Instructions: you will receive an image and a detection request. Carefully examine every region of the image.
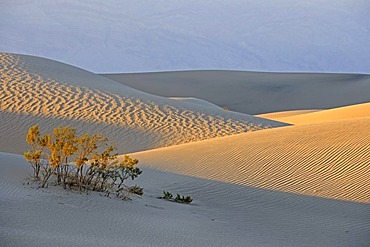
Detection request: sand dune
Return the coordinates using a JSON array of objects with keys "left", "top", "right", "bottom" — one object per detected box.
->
[
  {"left": 257, "top": 109, "right": 321, "bottom": 119},
  {"left": 102, "top": 71, "right": 370, "bottom": 114},
  {"left": 1, "top": 152, "right": 369, "bottom": 247},
  {"left": 132, "top": 117, "right": 370, "bottom": 204},
  {"left": 0, "top": 53, "right": 284, "bottom": 155},
  {"left": 2, "top": 52, "right": 370, "bottom": 246},
  {"left": 169, "top": 97, "right": 222, "bottom": 109},
  {"left": 263, "top": 102, "right": 370, "bottom": 125}
]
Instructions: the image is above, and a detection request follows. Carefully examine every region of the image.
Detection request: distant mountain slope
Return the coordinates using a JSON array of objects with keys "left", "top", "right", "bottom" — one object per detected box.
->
[
  {"left": 103, "top": 71, "right": 370, "bottom": 114},
  {"left": 1, "top": 0, "right": 370, "bottom": 73},
  {"left": 0, "top": 53, "right": 284, "bottom": 154}
]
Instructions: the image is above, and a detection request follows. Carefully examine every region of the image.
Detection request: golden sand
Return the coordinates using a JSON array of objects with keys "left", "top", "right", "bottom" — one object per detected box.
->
[{"left": 132, "top": 116, "right": 370, "bottom": 203}]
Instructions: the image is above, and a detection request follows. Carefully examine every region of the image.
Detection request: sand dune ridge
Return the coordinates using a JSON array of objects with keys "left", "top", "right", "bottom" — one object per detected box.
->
[
  {"left": 0, "top": 53, "right": 284, "bottom": 154},
  {"left": 264, "top": 102, "right": 370, "bottom": 125},
  {"left": 132, "top": 117, "right": 370, "bottom": 203}
]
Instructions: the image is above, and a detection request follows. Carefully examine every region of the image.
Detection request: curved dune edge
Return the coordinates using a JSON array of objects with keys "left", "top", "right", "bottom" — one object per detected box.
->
[
  {"left": 168, "top": 97, "right": 222, "bottom": 109},
  {"left": 1, "top": 152, "right": 370, "bottom": 247},
  {"left": 266, "top": 103, "right": 370, "bottom": 125},
  {"left": 102, "top": 71, "right": 370, "bottom": 115},
  {"left": 131, "top": 117, "right": 370, "bottom": 203},
  {"left": 0, "top": 53, "right": 285, "bottom": 154},
  {"left": 257, "top": 109, "right": 321, "bottom": 120}
]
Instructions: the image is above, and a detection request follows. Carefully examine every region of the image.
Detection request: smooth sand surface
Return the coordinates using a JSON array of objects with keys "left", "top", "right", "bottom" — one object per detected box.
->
[
  {"left": 257, "top": 109, "right": 321, "bottom": 119},
  {"left": 262, "top": 102, "right": 370, "bottom": 125},
  {"left": 0, "top": 53, "right": 284, "bottom": 155},
  {"left": 102, "top": 71, "right": 370, "bottom": 114},
  {"left": 1, "top": 152, "right": 369, "bottom": 247},
  {"left": 169, "top": 97, "right": 222, "bottom": 109},
  {"left": 132, "top": 115, "right": 370, "bottom": 204}
]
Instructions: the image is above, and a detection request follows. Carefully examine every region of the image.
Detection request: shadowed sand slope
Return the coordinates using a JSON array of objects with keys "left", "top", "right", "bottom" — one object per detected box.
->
[
  {"left": 0, "top": 53, "right": 285, "bottom": 154},
  {"left": 168, "top": 97, "right": 222, "bottom": 109},
  {"left": 263, "top": 102, "right": 370, "bottom": 125},
  {"left": 1, "top": 152, "right": 370, "bottom": 247},
  {"left": 132, "top": 117, "right": 370, "bottom": 203},
  {"left": 102, "top": 71, "right": 370, "bottom": 114}
]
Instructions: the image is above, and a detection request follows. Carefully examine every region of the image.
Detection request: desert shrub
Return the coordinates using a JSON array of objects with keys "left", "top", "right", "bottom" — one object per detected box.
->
[
  {"left": 24, "top": 125, "right": 142, "bottom": 199},
  {"left": 160, "top": 191, "right": 192, "bottom": 204},
  {"left": 128, "top": 185, "right": 144, "bottom": 196},
  {"left": 46, "top": 126, "right": 78, "bottom": 188},
  {"left": 24, "top": 125, "right": 50, "bottom": 180},
  {"left": 175, "top": 194, "right": 193, "bottom": 204},
  {"left": 162, "top": 191, "right": 173, "bottom": 200}
]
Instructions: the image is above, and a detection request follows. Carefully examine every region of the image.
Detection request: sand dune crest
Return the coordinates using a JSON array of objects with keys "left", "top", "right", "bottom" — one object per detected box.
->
[
  {"left": 132, "top": 117, "right": 370, "bottom": 203},
  {"left": 257, "top": 109, "right": 321, "bottom": 120},
  {"left": 270, "top": 102, "right": 370, "bottom": 125},
  {"left": 0, "top": 53, "right": 285, "bottom": 154}
]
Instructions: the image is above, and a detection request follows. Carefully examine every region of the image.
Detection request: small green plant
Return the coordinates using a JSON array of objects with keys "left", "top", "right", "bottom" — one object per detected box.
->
[
  {"left": 162, "top": 191, "right": 173, "bottom": 200},
  {"left": 175, "top": 194, "right": 193, "bottom": 204},
  {"left": 160, "top": 191, "right": 192, "bottom": 204},
  {"left": 128, "top": 185, "right": 144, "bottom": 196}
]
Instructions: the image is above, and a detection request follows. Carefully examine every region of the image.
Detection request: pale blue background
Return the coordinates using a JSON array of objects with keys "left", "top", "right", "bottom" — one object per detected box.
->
[{"left": 1, "top": 0, "right": 369, "bottom": 73}]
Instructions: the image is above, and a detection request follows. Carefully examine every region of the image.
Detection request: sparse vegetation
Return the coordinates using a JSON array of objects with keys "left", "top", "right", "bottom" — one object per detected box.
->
[
  {"left": 128, "top": 185, "right": 144, "bottom": 196},
  {"left": 24, "top": 125, "right": 142, "bottom": 199},
  {"left": 160, "top": 191, "right": 192, "bottom": 204},
  {"left": 162, "top": 191, "right": 173, "bottom": 200},
  {"left": 175, "top": 194, "right": 193, "bottom": 204}
]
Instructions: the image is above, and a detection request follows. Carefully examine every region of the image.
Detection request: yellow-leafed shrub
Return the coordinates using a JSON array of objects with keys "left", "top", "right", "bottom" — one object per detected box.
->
[{"left": 24, "top": 125, "right": 142, "bottom": 199}]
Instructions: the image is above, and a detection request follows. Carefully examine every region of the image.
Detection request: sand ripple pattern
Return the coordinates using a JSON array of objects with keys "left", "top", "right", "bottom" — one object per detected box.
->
[
  {"left": 133, "top": 118, "right": 370, "bottom": 203},
  {"left": 2, "top": 153, "right": 369, "bottom": 247},
  {"left": 0, "top": 53, "right": 282, "bottom": 153}
]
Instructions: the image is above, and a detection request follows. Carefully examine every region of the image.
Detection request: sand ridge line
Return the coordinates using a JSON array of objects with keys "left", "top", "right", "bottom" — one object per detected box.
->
[
  {"left": 261, "top": 103, "right": 370, "bottom": 125},
  {"left": 0, "top": 53, "right": 285, "bottom": 153},
  {"left": 132, "top": 117, "right": 370, "bottom": 203},
  {"left": 103, "top": 71, "right": 370, "bottom": 115},
  {"left": 257, "top": 109, "right": 321, "bottom": 120}
]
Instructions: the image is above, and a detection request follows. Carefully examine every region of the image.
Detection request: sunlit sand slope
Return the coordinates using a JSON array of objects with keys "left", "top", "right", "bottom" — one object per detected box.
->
[
  {"left": 257, "top": 109, "right": 321, "bottom": 120},
  {"left": 132, "top": 117, "right": 370, "bottom": 203},
  {"left": 0, "top": 53, "right": 285, "bottom": 154},
  {"left": 267, "top": 102, "right": 370, "bottom": 125}
]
